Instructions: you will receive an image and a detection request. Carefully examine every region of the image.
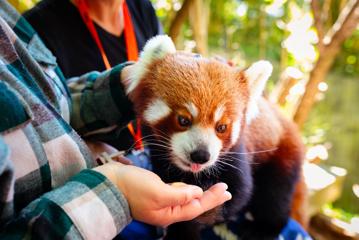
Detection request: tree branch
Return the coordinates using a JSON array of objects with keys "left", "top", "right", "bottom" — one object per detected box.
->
[
  {"left": 188, "top": 0, "right": 210, "bottom": 55},
  {"left": 294, "top": 0, "right": 359, "bottom": 128},
  {"left": 323, "top": 0, "right": 359, "bottom": 48},
  {"left": 311, "top": 0, "right": 325, "bottom": 52},
  {"left": 322, "top": 0, "right": 332, "bottom": 26},
  {"left": 168, "top": 0, "right": 195, "bottom": 44}
]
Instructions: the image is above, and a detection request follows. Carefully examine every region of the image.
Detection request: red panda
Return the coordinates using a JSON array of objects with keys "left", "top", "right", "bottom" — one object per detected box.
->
[{"left": 124, "top": 35, "right": 305, "bottom": 240}]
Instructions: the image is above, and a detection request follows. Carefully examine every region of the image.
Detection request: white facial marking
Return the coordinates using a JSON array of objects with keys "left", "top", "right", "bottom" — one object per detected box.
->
[
  {"left": 143, "top": 99, "right": 171, "bottom": 124},
  {"left": 214, "top": 105, "right": 226, "bottom": 122},
  {"left": 171, "top": 125, "right": 222, "bottom": 172},
  {"left": 184, "top": 102, "right": 198, "bottom": 118},
  {"left": 231, "top": 120, "right": 241, "bottom": 144},
  {"left": 244, "top": 60, "right": 272, "bottom": 123},
  {"left": 126, "top": 35, "right": 176, "bottom": 94}
]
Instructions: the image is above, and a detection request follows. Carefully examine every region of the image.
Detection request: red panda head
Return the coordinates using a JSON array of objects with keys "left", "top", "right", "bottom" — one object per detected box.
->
[{"left": 124, "top": 35, "right": 272, "bottom": 173}]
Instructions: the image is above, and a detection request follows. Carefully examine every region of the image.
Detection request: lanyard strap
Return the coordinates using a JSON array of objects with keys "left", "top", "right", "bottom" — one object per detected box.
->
[
  {"left": 75, "top": 0, "right": 112, "bottom": 68},
  {"left": 75, "top": 0, "right": 143, "bottom": 151},
  {"left": 127, "top": 119, "right": 144, "bottom": 151},
  {"left": 122, "top": 1, "right": 138, "bottom": 61}
]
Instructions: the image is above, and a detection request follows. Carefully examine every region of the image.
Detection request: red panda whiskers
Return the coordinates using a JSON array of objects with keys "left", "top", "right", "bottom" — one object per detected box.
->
[
  {"left": 216, "top": 158, "right": 245, "bottom": 174},
  {"left": 218, "top": 154, "right": 260, "bottom": 165}
]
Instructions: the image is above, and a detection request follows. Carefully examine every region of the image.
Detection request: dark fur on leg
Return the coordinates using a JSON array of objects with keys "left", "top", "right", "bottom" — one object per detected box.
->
[
  {"left": 164, "top": 221, "right": 201, "bottom": 240},
  {"left": 235, "top": 131, "right": 303, "bottom": 239},
  {"left": 235, "top": 161, "right": 299, "bottom": 239},
  {"left": 220, "top": 143, "right": 253, "bottom": 221}
]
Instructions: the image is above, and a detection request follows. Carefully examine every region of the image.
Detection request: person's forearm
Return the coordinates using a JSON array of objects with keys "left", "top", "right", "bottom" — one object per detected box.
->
[
  {"left": 0, "top": 168, "right": 131, "bottom": 239},
  {"left": 68, "top": 63, "right": 135, "bottom": 136}
]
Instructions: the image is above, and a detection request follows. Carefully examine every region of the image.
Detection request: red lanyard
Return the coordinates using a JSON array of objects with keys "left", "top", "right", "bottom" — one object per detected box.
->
[{"left": 75, "top": 0, "right": 143, "bottom": 151}]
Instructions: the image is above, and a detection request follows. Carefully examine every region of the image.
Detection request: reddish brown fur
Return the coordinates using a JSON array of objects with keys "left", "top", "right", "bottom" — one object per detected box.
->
[
  {"left": 129, "top": 52, "right": 307, "bottom": 236},
  {"left": 291, "top": 174, "right": 309, "bottom": 228},
  {"left": 129, "top": 53, "right": 249, "bottom": 150},
  {"left": 244, "top": 98, "right": 304, "bottom": 170}
]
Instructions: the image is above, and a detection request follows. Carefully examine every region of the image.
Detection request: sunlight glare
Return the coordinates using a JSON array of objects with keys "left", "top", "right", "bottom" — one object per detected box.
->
[
  {"left": 318, "top": 82, "right": 329, "bottom": 92},
  {"left": 306, "top": 144, "right": 329, "bottom": 160},
  {"left": 236, "top": 3, "right": 248, "bottom": 17}
]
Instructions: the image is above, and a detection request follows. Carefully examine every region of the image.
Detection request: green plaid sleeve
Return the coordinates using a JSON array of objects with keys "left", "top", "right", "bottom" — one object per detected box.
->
[
  {"left": 0, "top": 145, "right": 132, "bottom": 240},
  {"left": 68, "top": 63, "right": 136, "bottom": 136},
  {"left": 0, "top": 136, "right": 131, "bottom": 239}
]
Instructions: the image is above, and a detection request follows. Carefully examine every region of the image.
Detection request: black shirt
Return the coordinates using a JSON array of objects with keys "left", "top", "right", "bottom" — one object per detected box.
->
[
  {"left": 24, "top": 0, "right": 161, "bottom": 150},
  {"left": 24, "top": 0, "right": 162, "bottom": 78}
]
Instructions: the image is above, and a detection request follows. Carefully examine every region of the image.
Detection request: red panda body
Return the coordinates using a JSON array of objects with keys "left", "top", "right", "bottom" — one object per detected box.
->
[{"left": 125, "top": 36, "right": 305, "bottom": 240}]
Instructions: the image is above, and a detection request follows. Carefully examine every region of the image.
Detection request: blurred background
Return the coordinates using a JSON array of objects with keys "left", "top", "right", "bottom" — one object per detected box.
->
[{"left": 10, "top": 0, "right": 359, "bottom": 238}]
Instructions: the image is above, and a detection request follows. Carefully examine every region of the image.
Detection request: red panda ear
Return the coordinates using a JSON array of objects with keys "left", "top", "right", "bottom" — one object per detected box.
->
[
  {"left": 125, "top": 35, "right": 176, "bottom": 94},
  {"left": 243, "top": 60, "right": 273, "bottom": 123}
]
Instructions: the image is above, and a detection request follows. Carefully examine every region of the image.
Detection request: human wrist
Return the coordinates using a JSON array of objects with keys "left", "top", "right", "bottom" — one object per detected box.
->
[{"left": 93, "top": 163, "right": 127, "bottom": 196}]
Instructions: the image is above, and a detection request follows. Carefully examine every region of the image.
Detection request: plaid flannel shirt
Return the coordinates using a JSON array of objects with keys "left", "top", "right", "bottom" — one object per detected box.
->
[{"left": 0, "top": 1, "right": 135, "bottom": 238}]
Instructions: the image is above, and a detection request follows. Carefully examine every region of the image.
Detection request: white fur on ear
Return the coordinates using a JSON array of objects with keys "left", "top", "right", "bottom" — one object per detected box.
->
[
  {"left": 244, "top": 60, "right": 273, "bottom": 124},
  {"left": 126, "top": 35, "right": 176, "bottom": 94}
]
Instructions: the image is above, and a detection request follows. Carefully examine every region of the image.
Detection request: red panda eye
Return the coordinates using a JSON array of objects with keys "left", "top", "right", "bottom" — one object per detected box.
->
[
  {"left": 216, "top": 124, "right": 227, "bottom": 133},
  {"left": 178, "top": 115, "right": 192, "bottom": 127}
]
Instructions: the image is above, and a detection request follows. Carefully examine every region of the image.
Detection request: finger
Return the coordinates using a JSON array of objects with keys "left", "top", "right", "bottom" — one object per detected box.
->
[
  {"left": 170, "top": 183, "right": 232, "bottom": 222},
  {"left": 170, "top": 182, "right": 187, "bottom": 188},
  {"left": 156, "top": 183, "right": 204, "bottom": 208},
  {"left": 198, "top": 183, "right": 232, "bottom": 212}
]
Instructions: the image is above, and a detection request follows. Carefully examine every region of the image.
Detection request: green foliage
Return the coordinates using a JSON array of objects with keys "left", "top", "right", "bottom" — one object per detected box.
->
[
  {"left": 322, "top": 203, "right": 358, "bottom": 223},
  {"left": 8, "top": 0, "right": 40, "bottom": 13},
  {"left": 152, "top": 0, "right": 357, "bottom": 76},
  {"left": 151, "top": 0, "right": 358, "bottom": 214},
  {"left": 305, "top": 73, "right": 359, "bottom": 214},
  {"left": 333, "top": 31, "right": 359, "bottom": 76}
]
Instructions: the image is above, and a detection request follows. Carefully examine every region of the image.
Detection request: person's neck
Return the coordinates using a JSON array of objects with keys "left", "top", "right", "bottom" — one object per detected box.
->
[{"left": 86, "top": 0, "right": 125, "bottom": 36}]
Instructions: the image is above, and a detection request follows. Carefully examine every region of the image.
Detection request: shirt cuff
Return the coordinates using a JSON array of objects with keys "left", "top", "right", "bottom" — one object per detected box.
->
[
  {"left": 109, "top": 62, "right": 136, "bottom": 126},
  {"left": 76, "top": 62, "right": 135, "bottom": 135},
  {"left": 44, "top": 169, "right": 132, "bottom": 239}
]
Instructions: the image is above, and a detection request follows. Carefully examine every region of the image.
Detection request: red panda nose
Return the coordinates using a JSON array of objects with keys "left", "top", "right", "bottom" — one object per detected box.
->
[{"left": 190, "top": 150, "right": 210, "bottom": 164}]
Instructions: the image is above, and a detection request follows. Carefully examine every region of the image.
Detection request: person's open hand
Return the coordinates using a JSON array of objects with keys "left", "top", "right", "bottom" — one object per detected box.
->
[{"left": 94, "top": 162, "right": 232, "bottom": 226}]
